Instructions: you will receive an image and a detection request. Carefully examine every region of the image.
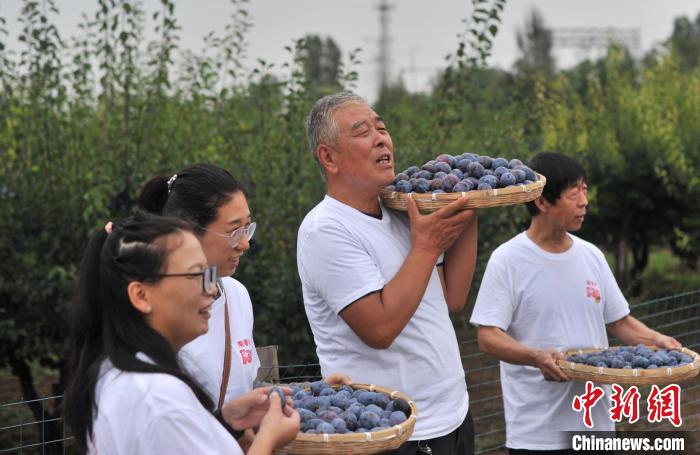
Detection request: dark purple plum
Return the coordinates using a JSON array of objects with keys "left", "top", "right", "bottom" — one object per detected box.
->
[
  {"left": 511, "top": 168, "right": 526, "bottom": 183},
  {"left": 405, "top": 165, "right": 420, "bottom": 177},
  {"left": 493, "top": 166, "right": 508, "bottom": 178},
  {"left": 449, "top": 169, "right": 464, "bottom": 180},
  {"left": 509, "top": 158, "right": 523, "bottom": 168},
  {"left": 269, "top": 386, "right": 286, "bottom": 410},
  {"left": 477, "top": 155, "right": 493, "bottom": 169},
  {"left": 415, "top": 170, "right": 433, "bottom": 180},
  {"left": 434, "top": 161, "right": 452, "bottom": 173},
  {"left": 457, "top": 159, "right": 471, "bottom": 173},
  {"left": 413, "top": 178, "right": 430, "bottom": 193},
  {"left": 453, "top": 181, "right": 473, "bottom": 192},
  {"left": 491, "top": 157, "right": 509, "bottom": 169},
  {"left": 395, "top": 180, "right": 413, "bottom": 193},
  {"left": 442, "top": 174, "right": 460, "bottom": 192},
  {"left": 435, "top": 154, "right": 451, "bottom": 164},
  {"left": 479, "top": 175, "right": 498, "bottom": 188},
  {"left": 316, "top": 422, "right": 335, "bottom": 434},
  {"left": 467, "top": 161, "right": 485, "bottom": 179},
  {"left": 520, "top": 166, "right": 537, "bottom": 181},
  {"left": 421, "top": 161, "right": 437, "bottom": 173},
  {"left": 498, "top": 172, "right": 516, "bottom": 187},
  {"left": 430, "top": 178, "right": 444, "bottom": 191}
]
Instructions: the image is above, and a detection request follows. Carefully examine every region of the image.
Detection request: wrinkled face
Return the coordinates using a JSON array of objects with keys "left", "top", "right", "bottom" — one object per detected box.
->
[
  {"left": 549, "top": 179, "right": 588, "bottom": 232},
  {"left": 146, "top": 231, "right": 215, "bottom": 350},
  {"left": 199, "top": 191, "right": 252, "bottom": 277},
  {"left": 328, "top": 102, "right": 395, "bottom": 189}
]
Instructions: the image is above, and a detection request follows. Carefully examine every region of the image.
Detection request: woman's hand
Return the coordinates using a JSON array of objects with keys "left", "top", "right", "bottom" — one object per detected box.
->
[
  {"left": 249, "top": 393, "right": 300, "bottom": 453},
  {"left": 221, "top": 386, "right": 292, "bottom": 431}
]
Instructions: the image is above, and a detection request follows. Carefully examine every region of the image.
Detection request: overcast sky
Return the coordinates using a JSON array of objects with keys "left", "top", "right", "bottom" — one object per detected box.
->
[{"left": 1, "top": 0, "right": 699, "bottom": 101}]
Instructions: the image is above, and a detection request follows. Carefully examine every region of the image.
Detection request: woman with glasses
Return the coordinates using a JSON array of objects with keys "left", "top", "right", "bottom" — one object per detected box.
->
[
  {"left": 64, "top": 212, "right": 299, "bottom": 454},
  {"left": 138, "top": 164, "right": 264, "bottom": 447}
]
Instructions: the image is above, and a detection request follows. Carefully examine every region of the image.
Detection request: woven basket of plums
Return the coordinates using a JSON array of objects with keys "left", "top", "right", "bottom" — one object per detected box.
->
[
  {"left": 275, "top": 381, "right": 417, "bottom": 454},
  {"left": 380, "top": 153, "right": 546, "bottom": 214},
  {"left": 557, "top": 345, "right": 699, "bottom": 385}
]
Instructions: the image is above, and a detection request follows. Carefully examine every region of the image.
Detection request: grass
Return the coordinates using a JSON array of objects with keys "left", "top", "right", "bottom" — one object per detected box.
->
[{"left": 633, "top": 249, "right": 700, "bottom": 303}]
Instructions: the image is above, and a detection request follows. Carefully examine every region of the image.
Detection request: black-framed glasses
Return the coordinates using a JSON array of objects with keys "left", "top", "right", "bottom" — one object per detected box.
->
[
  {"left": 202, "top": 222, "right": 256, "bottom": 249},
  {"left": 155, "top": 265, "right": 218, "bottom": 295}
]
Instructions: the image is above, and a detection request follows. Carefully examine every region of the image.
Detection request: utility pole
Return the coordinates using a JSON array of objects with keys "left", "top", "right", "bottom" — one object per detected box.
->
[{"left": 376, "top": 0, "right": 393, "bottom": 93}]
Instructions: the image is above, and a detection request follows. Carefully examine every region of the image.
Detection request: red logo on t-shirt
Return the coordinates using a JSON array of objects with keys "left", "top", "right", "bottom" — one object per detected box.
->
[
  {"left": 237, "top": 338, "right": 253, "bottom": 365},
  {"left": 586, "top": 280, "right": 601, "bottom": 304}
]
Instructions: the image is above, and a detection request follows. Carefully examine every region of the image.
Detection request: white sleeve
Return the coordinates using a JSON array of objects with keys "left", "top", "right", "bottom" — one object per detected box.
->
[
  {"left": 469, "top": 250, "right": 514, "bottom": 331},
  {"left": 299, "top": 222, "right": 385, "bottom": 315},
  {"left": 141, "top": 408, "right": 242, "bottom": 454},
  {"left": 599, "top": 252, "right": 630, "bottom": 324}
]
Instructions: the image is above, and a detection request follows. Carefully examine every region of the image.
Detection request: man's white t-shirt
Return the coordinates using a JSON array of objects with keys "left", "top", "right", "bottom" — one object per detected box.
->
[
  {"left": 470, "top": 232, "right": 630, "bottom": 450},
  {"left": 297, "top": 195, "right": 469, "bottom": 440},
  {"left": 180, "top": 277, "right": 260, "bottom": 406},
  {"left": 89, "top": 356, "right": 241, "bottom": 454}
]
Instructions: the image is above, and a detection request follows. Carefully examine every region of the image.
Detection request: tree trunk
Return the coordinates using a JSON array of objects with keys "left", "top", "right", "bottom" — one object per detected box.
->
[
  {"left": 614, "top": 238, "right": 628, "bottom": 290},
  {"left": 7, "top": 348, "right": 66, "bottom": 454},
  {"left": 629, "top": 241, "right": 650, "bottom": 297}
]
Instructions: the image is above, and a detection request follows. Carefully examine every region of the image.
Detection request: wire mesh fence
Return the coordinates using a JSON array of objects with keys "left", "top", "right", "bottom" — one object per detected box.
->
[
  {"left": 2, "top": 289, "right": 699, "bottom": 454},
  {"left": 464, "top": 289, "right": 700, "bottom": 454}
]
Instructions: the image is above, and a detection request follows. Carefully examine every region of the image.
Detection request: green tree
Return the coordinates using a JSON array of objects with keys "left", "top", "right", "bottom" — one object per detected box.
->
[
  {"left": 514, "top": 7, "right": 555, "bottom": 77},
  {"left": 668, "top": 12, "right": 700, "bottom": 71},
  {"left": 302, "top": 34, "right": 342, "bottom": 92},
  {"left": 537, "top": 47, "right": 698, "bottom": 293}
]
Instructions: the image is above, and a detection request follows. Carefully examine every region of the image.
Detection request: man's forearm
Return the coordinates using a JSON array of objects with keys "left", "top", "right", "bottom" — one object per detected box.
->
[
  {"left": 341, "top": 245, "right": 441, "bottom": 349},
  {"left": 477, "top": 326, "right": 539, "bottom": 367},
  {"left": 608, "top": 315, "right": 662, "bottom": 345},
  {"left": 478, "top": 326, "right": 571, "bottom": 382}
]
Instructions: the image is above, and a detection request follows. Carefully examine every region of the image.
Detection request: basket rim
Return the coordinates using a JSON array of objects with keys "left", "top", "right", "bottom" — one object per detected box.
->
[
  {"left": 285, "top": 382, "right": 417, "bottom": 444},
  {"left": 380, "top": 172, "right": 546, "bottom": 202},
  {"left": 556, "top": 346, "right": 700, "bottom": 379}
]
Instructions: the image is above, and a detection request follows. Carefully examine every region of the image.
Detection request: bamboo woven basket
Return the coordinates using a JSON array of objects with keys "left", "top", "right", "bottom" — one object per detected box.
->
[
  {"left": 379, "top": 173, "right": 546, "bottom": 214},
  {"left": 274, "top": 383, "right": 418, "bottom": 455},
  {"left": 556, "top": 346, "right": 700, "bottom": 386}
]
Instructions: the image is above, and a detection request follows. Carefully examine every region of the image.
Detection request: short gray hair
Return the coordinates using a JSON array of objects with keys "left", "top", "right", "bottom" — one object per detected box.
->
[{"left": 305, "top": 91, "right": 367, "bottom": 169}]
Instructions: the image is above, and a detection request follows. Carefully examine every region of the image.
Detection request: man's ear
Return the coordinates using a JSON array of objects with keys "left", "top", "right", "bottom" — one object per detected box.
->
[
  {"left": 534, "top": 195, "right": 550, "bottom": 213},
  {"left": 317, "top": 144, "right": 339, "bottom": 175},
  {"left": 127, "top": 281, "right": 152, "bottom": 315}
]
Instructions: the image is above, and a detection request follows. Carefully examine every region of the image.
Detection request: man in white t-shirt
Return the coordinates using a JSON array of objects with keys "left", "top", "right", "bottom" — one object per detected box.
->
[
  {"left": 297, "top": 91, "right": 479, "bottom": 454},
  {"left": 470, "top": 152, "right": 681, "bottom": 455}
]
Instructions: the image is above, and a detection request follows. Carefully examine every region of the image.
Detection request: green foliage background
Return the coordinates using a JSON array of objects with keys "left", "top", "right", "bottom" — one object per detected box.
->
[{"left": 0, "top": 0, "right": 698, "bottom": 421}]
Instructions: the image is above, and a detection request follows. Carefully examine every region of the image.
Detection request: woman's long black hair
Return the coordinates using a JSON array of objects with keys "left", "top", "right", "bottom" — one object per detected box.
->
[
  {"left": 138, "top": 164, "right": 248, "bottom": 232},
  {"left": 63, "top": 211, "right": 214, "bottom": 453}
]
